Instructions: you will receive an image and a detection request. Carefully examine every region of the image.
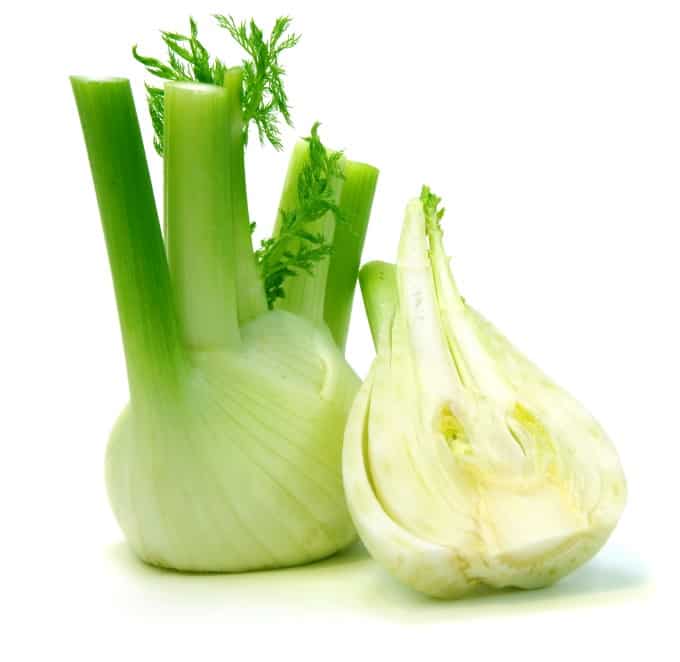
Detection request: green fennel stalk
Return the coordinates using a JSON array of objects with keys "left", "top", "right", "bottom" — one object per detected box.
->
[
  {"left": 133, "top": 14, "right": 377, "bottom": 342},
  {"left": 70, "top": 77, "right": 185, "bottom": 404}
]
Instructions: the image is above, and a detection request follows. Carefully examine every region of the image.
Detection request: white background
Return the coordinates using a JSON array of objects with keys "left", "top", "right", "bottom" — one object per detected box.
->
[{"left": 1, "top": 0, "right": 677, "bottom": 658}]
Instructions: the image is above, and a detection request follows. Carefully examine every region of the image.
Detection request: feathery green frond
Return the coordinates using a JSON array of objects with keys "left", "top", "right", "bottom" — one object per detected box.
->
[
  {"left": 133, "top": 14, "right": 299, "bottom": 155},
  {"left": 132, "top": 18, "right": 226, "bottom": 155},
  {"left": 257, "top": 123, "right": 345, "bottom": 307},
  {"left": 214, "top": 14, "right": 299, "bottom": 149},
  {"left": 420, "top": 185, "right": 445, "bottom": 228}
]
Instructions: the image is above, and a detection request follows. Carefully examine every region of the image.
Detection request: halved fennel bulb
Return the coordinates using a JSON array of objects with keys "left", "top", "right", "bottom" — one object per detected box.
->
[{"left": 343, "top": 189, "right": 626, "bottom": 598}]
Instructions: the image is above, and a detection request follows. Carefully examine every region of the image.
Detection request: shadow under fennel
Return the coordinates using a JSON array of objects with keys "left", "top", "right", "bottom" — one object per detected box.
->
[{"left": 104, "top": 539, "right": 650, "bottom": 622}]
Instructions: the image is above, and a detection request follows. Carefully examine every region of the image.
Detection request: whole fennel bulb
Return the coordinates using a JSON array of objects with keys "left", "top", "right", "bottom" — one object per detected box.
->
[
  {"left": 343, "top": 188, "right": 626, "bottom": 598},
  {"left": 71, "top": 70, "right": 377, "bottom": 568}
]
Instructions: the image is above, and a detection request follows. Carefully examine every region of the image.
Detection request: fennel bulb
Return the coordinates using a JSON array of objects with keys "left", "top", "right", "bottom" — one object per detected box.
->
[
  {"left": 71, "top": 26, "right": 377, "bottom": 570},
  {"left": 343, "top": 188, "right": 626, "bottom": 598}
]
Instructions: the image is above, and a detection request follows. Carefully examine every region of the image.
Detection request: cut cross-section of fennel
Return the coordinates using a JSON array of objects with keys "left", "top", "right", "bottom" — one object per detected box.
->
[{"left": 343, "top": 188, "right": 626, "bottom": 598}]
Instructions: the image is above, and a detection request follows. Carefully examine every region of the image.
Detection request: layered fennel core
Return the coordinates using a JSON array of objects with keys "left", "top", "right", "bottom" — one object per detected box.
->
[{"left": 345, "top": 193, "right": 626, "bottom": 598}]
